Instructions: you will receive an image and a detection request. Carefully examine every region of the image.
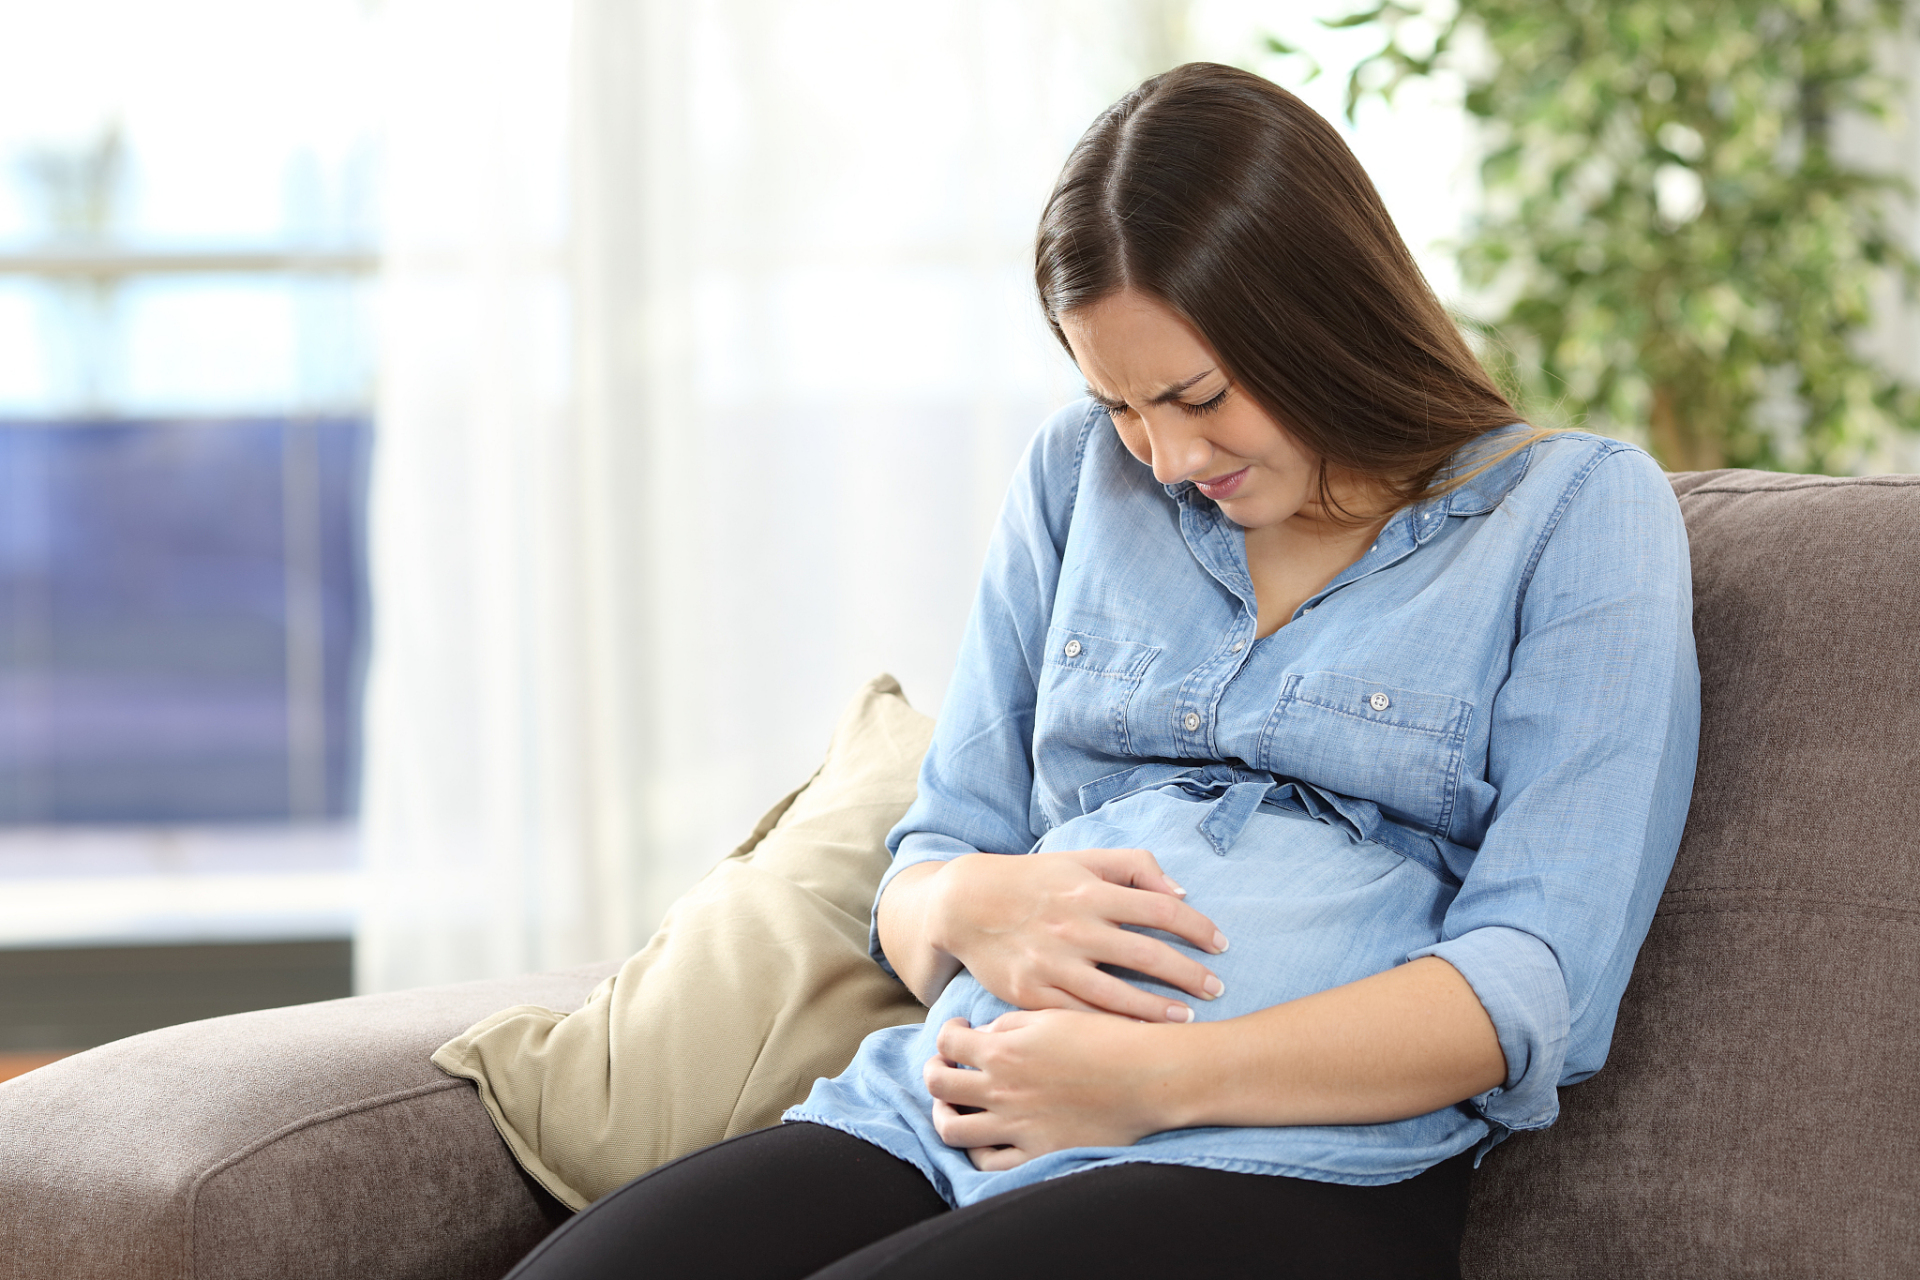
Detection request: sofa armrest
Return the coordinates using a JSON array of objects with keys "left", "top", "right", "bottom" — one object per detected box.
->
[{"left": 0, "top": 962, "right": 617, "bottom": 1280}]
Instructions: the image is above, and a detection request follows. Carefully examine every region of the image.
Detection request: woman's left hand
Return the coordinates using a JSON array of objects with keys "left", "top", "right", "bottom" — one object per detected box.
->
[{"left": 923, "top": 1011, "right": 1187, "bottom": 1171}]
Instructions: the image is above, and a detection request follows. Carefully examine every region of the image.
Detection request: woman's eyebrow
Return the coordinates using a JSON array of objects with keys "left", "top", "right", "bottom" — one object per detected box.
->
[{"left": 1084, "top": 371, "right": 1217, "bottom": 409}]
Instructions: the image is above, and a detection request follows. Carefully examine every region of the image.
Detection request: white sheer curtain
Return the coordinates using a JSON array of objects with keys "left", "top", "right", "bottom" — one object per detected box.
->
[
  {"left": 357, "top": 0, "right": 580, "bottom": 991},
  {"left": 357, "top": 0, "right": 1183, "bottom": 992}
]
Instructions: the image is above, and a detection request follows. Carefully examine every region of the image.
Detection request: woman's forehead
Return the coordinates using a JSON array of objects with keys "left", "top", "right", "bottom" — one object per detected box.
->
[{"left": 1061, "top": 292, "right": 1219, "bottom": 400}]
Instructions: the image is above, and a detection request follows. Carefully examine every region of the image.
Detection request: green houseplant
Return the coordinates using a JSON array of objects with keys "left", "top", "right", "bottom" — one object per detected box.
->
[{"left": 1298, "top": 0, "right": 1920, "bottom": 471}]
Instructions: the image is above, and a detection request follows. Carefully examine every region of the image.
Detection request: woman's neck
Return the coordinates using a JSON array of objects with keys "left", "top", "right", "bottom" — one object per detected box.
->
[{"left": 1243, "top": 492, "right": 1394, "bottom": 638}]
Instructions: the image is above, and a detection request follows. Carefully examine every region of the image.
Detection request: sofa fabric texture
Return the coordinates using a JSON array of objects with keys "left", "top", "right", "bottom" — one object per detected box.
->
[
  {"left": 0, "top": 470, "right": 1914, "bottom": 1280},
  {"left": 0, "top": 966, "right": 609, "bottom": 1280},
  {"left": 431, "top": 675, "right": 931, "bottom": 1208},
  {"left": 1460, "top": 471, "right": 1920, "bottom": 1278}
]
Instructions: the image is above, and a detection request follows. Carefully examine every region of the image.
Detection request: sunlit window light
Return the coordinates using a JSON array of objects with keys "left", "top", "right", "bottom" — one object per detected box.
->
[{"left": 0, "top": 0, "right": 377, "bottom": 951}]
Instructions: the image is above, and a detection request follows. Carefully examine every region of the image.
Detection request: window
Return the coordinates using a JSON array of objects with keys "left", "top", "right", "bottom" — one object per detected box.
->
[{"left": 0, "top": 0, "right": 376, "bottom": 949}]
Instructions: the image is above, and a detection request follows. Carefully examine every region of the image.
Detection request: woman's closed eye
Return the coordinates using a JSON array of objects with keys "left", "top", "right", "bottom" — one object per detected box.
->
[
  {"left": 1097, "top": 386, "right": 1230, "bottom": 420},
  {"left": 1179, "top": 387, "right": 1229, "bottom": 417}
]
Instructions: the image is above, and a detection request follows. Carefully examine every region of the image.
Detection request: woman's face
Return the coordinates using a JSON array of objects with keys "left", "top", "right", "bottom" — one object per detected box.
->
[{"left": 1059, "top": 290, "right": 1332, "bottom": 534}]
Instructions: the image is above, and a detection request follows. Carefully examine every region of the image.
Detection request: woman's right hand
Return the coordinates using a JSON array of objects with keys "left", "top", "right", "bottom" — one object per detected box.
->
[{"left": 878, "top": 849, "right": 1228, "bottom": 1023}]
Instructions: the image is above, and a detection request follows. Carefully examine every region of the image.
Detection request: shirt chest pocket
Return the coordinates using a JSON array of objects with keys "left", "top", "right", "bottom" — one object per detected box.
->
[
  {"left": 1256, "top": 671, "right": 1473, "bottom": 838},
  {"left": 1034, "top": 625, "right": 1162, "bottom": 759}
]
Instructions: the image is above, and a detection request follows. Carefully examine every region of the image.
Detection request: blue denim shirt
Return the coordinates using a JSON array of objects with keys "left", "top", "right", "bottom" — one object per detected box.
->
[{"left": 788, "top": 401, "right": 1700, "bottom": 1205}]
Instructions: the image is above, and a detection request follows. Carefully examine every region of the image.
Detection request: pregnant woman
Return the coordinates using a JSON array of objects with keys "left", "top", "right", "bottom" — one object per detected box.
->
[{"left": 507, "top": 61, "right": 1699, "bottom": 1280}]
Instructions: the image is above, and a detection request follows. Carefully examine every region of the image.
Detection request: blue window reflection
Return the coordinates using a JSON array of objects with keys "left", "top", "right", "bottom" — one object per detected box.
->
[{"left": 0, "top": 417, "right": 367, "bottom": 823}]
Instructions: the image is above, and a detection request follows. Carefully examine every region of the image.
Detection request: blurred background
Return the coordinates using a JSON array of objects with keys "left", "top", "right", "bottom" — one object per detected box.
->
[{"left": 3, "top": 0, "right": 1916, "bottom": 1078}]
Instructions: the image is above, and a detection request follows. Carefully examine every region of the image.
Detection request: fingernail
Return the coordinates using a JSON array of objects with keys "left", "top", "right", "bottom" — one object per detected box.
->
[
  {"left": 1203, "top": 975, "right": 1225, "bottom": 999},
  {"left": 1213, "top": 932, "right": 1229, "bottom": 953},
  {"left": 1168, "top": 1004, "right": 1195, "bottom": 1023},
  {"left": 1166, "top": 876, "right": 1187, "bottom": 896}
]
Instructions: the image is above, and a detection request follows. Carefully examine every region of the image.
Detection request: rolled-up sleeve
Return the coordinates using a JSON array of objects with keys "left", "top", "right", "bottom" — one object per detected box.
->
[
  {"left": 868, "top": 404, "right": 1097, "bottom": 975},
  {"left": 1408, "top": 447, "right": 1700, "bottom": 1136}
]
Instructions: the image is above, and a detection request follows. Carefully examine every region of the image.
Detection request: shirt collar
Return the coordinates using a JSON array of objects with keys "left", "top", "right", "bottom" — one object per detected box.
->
[
  {"left": 1434, "top": 423, "right": 1536, "bottom": 517},
  {"left": 1395, "top": 424, "right": 1541, "bottom": 549}
]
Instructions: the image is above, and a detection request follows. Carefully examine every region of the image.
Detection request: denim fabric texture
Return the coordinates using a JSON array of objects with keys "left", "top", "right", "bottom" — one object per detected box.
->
[{"left": 787, "top": 401, "right": 1701, "bottom": 1206}]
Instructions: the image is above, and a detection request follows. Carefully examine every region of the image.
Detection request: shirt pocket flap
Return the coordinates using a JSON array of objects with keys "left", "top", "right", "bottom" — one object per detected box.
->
[
  {"left": 1288, "top": 672, "right": 1473, "bottom": 738},
  {"left": 1263, "top": 671, "right": 1474, "bottom": 837},
  {"left": 1043, "top": 626, "right": 1159, "bottom": 679}
]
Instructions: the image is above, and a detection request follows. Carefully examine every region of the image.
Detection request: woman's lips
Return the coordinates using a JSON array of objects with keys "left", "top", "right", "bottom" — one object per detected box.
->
[{"left": 1195, "top": 467, "right": 1249, "bottom": 500}]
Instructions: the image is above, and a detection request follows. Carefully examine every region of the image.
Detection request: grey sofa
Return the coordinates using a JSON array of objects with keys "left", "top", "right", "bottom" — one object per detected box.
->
[{"left": 2, "top": 469, "right": 1915, "bottom": 1280}]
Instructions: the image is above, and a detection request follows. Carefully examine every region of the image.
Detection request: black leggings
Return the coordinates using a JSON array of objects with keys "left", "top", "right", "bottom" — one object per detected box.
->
[{"left": 503, "top": 1122, "right": 1474, "bottom": 1280}]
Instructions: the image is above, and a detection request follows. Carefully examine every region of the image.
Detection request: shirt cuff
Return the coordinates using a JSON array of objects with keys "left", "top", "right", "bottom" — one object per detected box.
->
[
  {"left": 1408, "top": 925, "right": 1569, "bottom": 1136},
  {"left": 867, "top": 832, "right": 979, "bottom": 976}
]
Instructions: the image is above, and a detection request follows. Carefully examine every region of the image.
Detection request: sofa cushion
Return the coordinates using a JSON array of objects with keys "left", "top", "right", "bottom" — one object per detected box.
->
[
  {"left": 0, "top": 964, "right": 610, "bottom": 1280},
  {"left": 430, "top": 674, "right": 931, "bottom": 1209},
  {"left": 1462, "top": 470, "right": 1920, "bottom": 1278}
]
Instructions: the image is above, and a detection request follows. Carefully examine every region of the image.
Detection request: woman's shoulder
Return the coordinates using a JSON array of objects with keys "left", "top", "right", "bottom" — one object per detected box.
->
[
  {"left": 1490, "top": 430, "right": 1690, "bottom": 599},
  {"left": 1010, "top": 398, "right": 1166, "bottom": 536},
  {"left": 1012, "top": 399, "right": 1107, "bottom": 503},
  {"left": 1472, "top": 428, "right": 1676, "bottom": 520},
  {"left": 1027, "top": 397, "right": 1109, "bottom": 470},
  {"left": 1529, "top": 428, "right": 1665, "bottom": 479},
  {"left": 1437, "top": 428, "right": 1685, "bottom": 592},
  {"left": 989, "top": 399, "right": 1116, "bottom": 562}
]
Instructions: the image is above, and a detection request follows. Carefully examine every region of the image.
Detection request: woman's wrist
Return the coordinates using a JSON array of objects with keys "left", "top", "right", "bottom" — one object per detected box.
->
[
  {"left": 1159, "top": 1020, "right": 1236, "bottom": 1128},
  {"left": 907, "top": 852, "right": 1003, "bottom": 979},
  {"left": 913, "top": 855, "right": 964, "bottom": 961},
  {"left": 1130, "top": 1019, "right": 1228, "bottom": 1134},
  {"left": 875, "top": 859, "right": 963, "bottom": 1005}
]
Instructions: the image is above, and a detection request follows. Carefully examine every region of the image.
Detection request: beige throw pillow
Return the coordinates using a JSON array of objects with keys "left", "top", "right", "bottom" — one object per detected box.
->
[{"left": 432, "top": 675, "right": 933, "bottom": 1209}]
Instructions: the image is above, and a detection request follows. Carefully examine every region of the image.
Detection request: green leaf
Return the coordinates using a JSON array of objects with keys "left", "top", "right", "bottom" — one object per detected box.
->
[
  {"left": 1314, "top": 0, "right": 1920, "bottom": 471},
  {"left": 1321, "top": 6, "right": 1393, "bottom": 30}
]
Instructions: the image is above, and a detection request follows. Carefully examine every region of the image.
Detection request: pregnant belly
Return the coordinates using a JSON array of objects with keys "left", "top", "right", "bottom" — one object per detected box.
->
[{"left": 927, "top": 786, "right": 1458, "bottom": 1030}]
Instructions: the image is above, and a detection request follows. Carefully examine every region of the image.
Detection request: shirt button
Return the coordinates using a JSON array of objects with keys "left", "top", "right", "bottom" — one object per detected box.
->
[
  {"left": 1063, "top": 639, "right": 1082, "bottom": 658},
  {"left": 1183, "top": 712, "right": 1201, "bottom": 731},
  {"left": 1230, "top": 641, "right": 1243, "bottom": 652},
  {"left": 1369, "top": 692, "right": 1391, "bottom": 711}
]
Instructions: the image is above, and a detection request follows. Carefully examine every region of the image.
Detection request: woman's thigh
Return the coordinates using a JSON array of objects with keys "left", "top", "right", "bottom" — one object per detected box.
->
[
  {"left": 809, "top": 1152, "right": 1476, "bottom": 1280},
  {"left": 502, "top": 1122, "right": 948, "bottom": 1280}
]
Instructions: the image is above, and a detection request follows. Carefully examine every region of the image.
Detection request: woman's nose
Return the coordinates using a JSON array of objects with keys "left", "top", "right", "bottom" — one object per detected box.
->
[{"left": 1147, "top": 419, "right": 1210, "bottom": 486}]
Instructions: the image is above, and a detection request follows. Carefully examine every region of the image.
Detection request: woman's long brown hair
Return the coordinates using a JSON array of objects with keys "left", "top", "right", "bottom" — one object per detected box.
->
[{"left": 1036, "top": 63, "right": 1544, "bottom": 517}]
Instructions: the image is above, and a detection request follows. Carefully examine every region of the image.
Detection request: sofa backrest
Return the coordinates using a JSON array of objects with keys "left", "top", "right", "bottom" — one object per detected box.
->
[{"left": 1462, "top": 470, "right": 1920, "bottom": 1278}]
